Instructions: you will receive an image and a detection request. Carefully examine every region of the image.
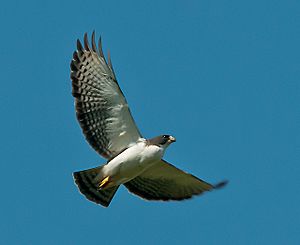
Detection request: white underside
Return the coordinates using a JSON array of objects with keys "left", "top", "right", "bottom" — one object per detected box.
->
[{"left": 101, "top": 139, "right": 165, "bottom": 186}]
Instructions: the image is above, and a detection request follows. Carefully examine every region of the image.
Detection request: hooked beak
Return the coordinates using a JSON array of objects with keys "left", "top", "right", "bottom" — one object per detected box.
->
[{"left": 168, "top": 136, "right": 176, "bottom": 143}]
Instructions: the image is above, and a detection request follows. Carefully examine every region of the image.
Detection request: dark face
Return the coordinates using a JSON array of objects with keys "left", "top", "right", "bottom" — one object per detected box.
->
[{"left": 147, "top": 135, "right": 176, "bottom": 147}]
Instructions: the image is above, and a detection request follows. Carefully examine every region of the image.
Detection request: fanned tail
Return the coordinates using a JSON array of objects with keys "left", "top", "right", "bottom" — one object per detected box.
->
[{"left": 73, "top": 166, "right": 119, "bottom": 207}]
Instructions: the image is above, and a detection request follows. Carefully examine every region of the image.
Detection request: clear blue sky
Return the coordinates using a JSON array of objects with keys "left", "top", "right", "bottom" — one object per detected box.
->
[{"left": 0, "top": 0, "right": 299, "bottom": 244}]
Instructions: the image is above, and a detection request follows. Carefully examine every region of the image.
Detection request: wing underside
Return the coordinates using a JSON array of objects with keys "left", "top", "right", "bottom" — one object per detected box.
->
[
  {"left": 71, "top": 32, "right": 142, "bottom": 159},
  {"left": 125, "top": 160, "right": 227, "bottom": 201}
]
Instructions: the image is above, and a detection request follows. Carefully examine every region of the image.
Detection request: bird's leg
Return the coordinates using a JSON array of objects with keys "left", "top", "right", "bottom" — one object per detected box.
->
[{"left": 98, "top": 176, "right": 110, "bottom": 190}]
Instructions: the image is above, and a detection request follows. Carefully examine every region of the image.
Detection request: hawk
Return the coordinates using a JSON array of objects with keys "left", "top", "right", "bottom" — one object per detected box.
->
[{"left": 70, "top": 32, "right": 227, "bottom": 207}]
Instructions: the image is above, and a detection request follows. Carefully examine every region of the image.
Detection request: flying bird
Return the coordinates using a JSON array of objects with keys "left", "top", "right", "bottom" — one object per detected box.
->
[{"left": 70, "top": 32, "right": 227, "bottom": 207}]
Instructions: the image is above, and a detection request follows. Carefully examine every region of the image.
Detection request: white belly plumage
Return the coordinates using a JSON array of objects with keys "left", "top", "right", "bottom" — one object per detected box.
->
[{"left": 102, "top": 141, "right": 164, "bottom": 185}]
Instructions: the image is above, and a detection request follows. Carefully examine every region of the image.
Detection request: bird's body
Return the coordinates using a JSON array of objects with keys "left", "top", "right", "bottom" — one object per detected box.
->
[
  {"left": 70, "top": 32, "right": 227, "bottom": 207},
  {"left": 100, "top": 139, "right": 164, "bottom": 187}
]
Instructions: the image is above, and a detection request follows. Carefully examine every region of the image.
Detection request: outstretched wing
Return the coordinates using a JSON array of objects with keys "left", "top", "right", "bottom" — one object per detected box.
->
[
  {"left": 71, "top": 32, "right": 142, "bottom": 159},
  {"left": 125, "top": 160, "right": 227, "bottom": 201}
]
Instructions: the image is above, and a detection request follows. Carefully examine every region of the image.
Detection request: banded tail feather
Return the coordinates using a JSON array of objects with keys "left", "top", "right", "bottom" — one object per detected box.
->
[{"left": 73, "top": 166, "right": 119, "bottom": 207}]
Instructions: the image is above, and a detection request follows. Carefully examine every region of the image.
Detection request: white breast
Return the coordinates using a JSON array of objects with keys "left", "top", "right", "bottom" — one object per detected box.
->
[{"left": 103, "top": 140, "right": 164, "bottom": 185}]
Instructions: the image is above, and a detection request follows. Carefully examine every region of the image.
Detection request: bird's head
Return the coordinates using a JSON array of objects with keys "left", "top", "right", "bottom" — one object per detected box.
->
[{"left": 147, "top": 135, "right": 176, "bottom": 149}]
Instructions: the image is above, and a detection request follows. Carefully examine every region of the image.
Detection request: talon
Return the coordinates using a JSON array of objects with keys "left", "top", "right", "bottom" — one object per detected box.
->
[{"left": 98, "top": 176, "right": 110, "bottom": 189}]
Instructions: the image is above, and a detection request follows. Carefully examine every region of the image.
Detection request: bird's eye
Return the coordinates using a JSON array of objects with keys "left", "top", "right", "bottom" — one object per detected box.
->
[{"left": 163, "top": 135, "right": 169, "bottom": 139}]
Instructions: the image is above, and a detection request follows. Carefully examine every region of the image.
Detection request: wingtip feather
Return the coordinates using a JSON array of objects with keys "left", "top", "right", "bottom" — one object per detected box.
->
[
  {"left": 213, "top": 180, "right": 228, "bottom": 189},
  {"left": 98, "top": 36, "right": 105, "bottom": 58},
  {"left": 76, "top": 39, "right": 83, "bottom": 54},
  {"left": 84, "top": 32, "right": 90, "bottom": 50},
  {"left": 91, "top": 31, "right": 97, "bottom": 52}
]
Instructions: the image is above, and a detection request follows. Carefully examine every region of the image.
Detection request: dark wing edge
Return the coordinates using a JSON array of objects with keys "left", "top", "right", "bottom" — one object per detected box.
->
[{"left": 124, "top": 159, "right": 228, "bottom": 201}]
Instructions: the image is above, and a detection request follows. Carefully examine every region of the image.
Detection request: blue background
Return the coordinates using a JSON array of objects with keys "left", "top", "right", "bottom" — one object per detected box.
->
[{"left": 0, "top": 0, "right": 299, "bottom": 244}]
